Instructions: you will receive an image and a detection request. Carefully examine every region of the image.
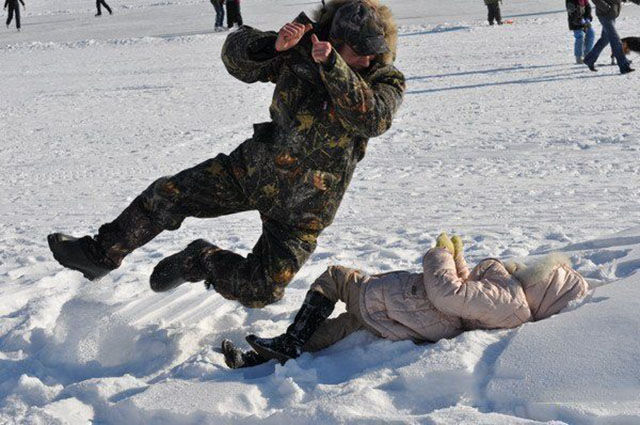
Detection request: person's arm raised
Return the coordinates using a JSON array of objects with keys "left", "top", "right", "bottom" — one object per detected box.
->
[{"left": 316, "top": 38, "right": 405, "bottom": 138}]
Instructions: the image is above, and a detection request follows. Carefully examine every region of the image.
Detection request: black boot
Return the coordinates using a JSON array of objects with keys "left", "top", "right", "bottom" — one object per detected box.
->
[
  {"left": 149, "top": 239, "right": 215, "bottom": 292},
  {"left": 221, "top": 339, "right": 268, "bottom": 369},
  {"left": 246, "top": 291, "right": 334, "bottom": 364},
  {"left": 47, "top": 233, "right": 117, "bottom": 281}
]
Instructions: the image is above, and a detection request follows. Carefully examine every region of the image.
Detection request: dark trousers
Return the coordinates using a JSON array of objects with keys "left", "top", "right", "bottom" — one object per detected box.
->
[
  {"left": 6, "top": 0, "right": 20, "bottom": 29},
  {"left": 96, "top": 0, "right": 112, "bottom": 15},
  {"left": 584, "top": 16, "right": 631, "bottom": 72},
  {"left": 487, "top": 3, "right": 502, "bottom": 25},
  {"left": 210, "top": 0, "right": 224, "bottom": 27},
  {"left": 96, "top": 154, "right": 320, "bottom": 308},
  {"left": 226, "top": 0, "right": 242, "bottom": 28}
]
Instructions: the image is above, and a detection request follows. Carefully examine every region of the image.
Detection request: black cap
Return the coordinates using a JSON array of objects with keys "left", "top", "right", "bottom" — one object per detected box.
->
[{"left": 329, "top": 1, "right": 389, "bottom": 56}]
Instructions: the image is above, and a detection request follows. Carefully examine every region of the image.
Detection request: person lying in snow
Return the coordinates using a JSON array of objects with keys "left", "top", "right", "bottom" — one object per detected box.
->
[{"left": 222, "top": 233, "right": 589, "bottom": 368}]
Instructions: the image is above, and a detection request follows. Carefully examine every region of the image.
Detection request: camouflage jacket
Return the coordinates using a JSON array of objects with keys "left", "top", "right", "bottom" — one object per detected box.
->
[{"left": 221, "top": 26, "right": 405, "bottom": 232}]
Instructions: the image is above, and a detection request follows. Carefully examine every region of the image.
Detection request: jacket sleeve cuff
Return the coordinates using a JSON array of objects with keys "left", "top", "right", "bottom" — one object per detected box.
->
[
  {"left": 319, "top": 49, "right": 355, "bottom": 87},
  {"left": 321, "top": 50, "right": 338, "bottom": 72}
]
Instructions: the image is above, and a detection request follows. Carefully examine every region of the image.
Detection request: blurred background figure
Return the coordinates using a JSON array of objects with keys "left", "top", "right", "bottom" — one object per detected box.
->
[
  {"left": 485, "top": 0, "right": 502, "bottom": 25},
  {"left": 566, "top": 0, "right": 595, "bottom": 64},
  {"left": 226, "top": 0, "right": 242, "bottom": 29},
  {"left": 95, "top": 0, "right": 112, "bottom": 17},
  {"left": 210, "top": 0, "right": 225, "bottom": 31},
  {"left": 4, "top": 0, "right": 25, "bottom": 31},
  {"left": 584, "top": 0, "right": 640, "bottom": 74}
]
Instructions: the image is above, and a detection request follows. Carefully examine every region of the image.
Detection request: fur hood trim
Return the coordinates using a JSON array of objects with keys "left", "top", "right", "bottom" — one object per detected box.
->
[
  {"left": 509, "top": 253, "right": 588, "bottom": 320},
  {"left": 312, "top": 0, "right": 398, "bottom": 65},
  {"left": 509, "top": 253, "right": 571, "bottom": 285}
]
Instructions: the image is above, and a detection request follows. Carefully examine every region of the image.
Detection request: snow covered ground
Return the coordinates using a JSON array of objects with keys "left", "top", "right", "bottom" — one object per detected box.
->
[{"left": 2, "top": 0, "right": 640, "bottom": 423}]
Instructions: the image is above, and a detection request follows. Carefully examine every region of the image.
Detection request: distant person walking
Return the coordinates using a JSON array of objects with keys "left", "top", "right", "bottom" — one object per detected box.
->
[
  {"left": 95, "top": 0, "right": 112, "bottom": 17},
  {"left": 4, "top": 0, "right": 25, "bottom": 31},
  {"left": 210, "top": 0, "right": 225, "bottom": 31},
  {"left": 226, "top": 0, "right": 242, "bottom": 29},
  {"left": 584, "top": 0, "right": 640, "bottom": 74},
  {"left": 484, "top": 0, "right": 502, "bottom": 25},
  {"left": 566, "top": 0, "right": 595, "bottom": 64}
]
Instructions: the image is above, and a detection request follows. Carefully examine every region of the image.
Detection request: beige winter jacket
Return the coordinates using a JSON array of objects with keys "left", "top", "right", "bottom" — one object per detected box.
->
[{"left": 358, "top": 248, "right": 588, "bottom": 342}]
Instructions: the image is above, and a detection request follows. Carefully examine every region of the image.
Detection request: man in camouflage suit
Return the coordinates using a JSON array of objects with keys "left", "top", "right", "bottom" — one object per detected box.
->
[{"left": 48, "top": 0, "right": 405, "bottom": 309}]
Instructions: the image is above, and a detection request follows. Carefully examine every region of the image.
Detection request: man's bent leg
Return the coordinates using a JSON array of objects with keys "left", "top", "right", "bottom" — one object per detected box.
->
[
  {"left": 204, "top": 218, "right": 319, "bottom": 308},
  {"left": 49, "top": 155, "right": 251, "bottom": 279},
  {"left": 98, "top": 155, "right": 251, "bottom": 265}
]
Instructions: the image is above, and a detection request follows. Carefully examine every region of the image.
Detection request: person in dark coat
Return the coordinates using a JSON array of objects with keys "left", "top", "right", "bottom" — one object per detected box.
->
[
  {"left": 95, "top": 0, "right": 112, "bottom": 16},
  {"left": 566, "top": 0, "right": 595, "bottom": 63},
  {"left": 4, "top": 0, "right": 25, "bottom": 31},
  {"left": 210, "top": 0, "right": 225, "bottom": 31},
  {"left": 484, "top": 0, "right": 502, "bottom": 26},
  {"left": 584, "top": 0, "right": 640, "bottom": 73},
  {"left": 47, "top": 0, "right": 405, "bottom": 310},
  {"left": 226, "top": 0, "right": 242, "bottom": 28}
]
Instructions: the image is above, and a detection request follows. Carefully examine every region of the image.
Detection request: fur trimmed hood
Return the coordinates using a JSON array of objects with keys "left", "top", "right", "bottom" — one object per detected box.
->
[
  {"left": 509, "top": 254, "right": 589, "bottom": 321},
  {"left": 312, "top": 0, "right": 398, "bottom": 65}
]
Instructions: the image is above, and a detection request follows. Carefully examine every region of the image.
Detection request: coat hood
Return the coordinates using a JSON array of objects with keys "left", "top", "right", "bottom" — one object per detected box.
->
[
  {"left": 312, "top": 0, "right": 398, "bottom": 65},
  {"left": 512, "top": 254, "right": 589, "bottom": 321}
]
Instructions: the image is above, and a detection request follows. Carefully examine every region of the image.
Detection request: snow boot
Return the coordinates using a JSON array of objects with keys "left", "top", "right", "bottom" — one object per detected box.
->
[
  {"left": 221, "top": 339, "right": 268, "bottom": 369},
  {"left": 47, "top": 233, "right": 117, "bottom": 281},
  {"left": 246, "top": 291, "right": 335, "bottom": 364},
  {"left": 149, "top": 239, "right": 215, "bottom": 292}
]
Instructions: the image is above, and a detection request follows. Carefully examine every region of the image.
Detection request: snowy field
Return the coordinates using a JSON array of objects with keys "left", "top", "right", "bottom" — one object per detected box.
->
[{"left": 2, "top": 0, "right": 640, "bottom": 423}]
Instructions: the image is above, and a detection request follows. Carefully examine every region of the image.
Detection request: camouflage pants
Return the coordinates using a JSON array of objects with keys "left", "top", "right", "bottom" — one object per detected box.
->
[{"left": 96, "top": 154, "right": 320, "bottom": 308}]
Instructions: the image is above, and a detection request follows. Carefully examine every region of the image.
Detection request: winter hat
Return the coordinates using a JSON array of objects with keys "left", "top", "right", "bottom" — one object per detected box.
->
[
  {"left": 329, "top": 0, "right": 389, "bottom": 55},
  {"left": 513, "top": 254, "right": 589, "bottom": 320}
]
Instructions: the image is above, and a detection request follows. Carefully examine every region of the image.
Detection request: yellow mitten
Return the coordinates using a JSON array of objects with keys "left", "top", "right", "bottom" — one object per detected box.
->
[
  {"left": 451, "top": 235, "right": 464, "bottom": 258},
  {"left": 450, "top": 234, "right": 470, "bottom": 279},
  {"left": 436, "top": 232, "right": 454, "bottom": 255}
]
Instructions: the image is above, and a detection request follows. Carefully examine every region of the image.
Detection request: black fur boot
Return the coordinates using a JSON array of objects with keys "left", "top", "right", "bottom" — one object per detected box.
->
[
  {"left": 246, "top": 291, "right": 334, "bottom": 364},
  {"left": 47, "top": 233, "right": 117, "bottom": 281},
  {"left": 221, "top": 339, "right": 268, "bottom": 369},
  {"left": 150, "top": 239, "right": 216, "bottom": 292}
]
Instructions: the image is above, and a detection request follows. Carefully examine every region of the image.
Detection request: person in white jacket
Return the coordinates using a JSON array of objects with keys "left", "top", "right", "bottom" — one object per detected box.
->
[{"left": 222, "top": 233, "right": 589, "bottom": 368}]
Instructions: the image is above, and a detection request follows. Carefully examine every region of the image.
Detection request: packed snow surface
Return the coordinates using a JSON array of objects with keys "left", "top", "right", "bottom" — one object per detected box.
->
[{"left": 2, "top": 0, "right": 640, "bottom": 423}]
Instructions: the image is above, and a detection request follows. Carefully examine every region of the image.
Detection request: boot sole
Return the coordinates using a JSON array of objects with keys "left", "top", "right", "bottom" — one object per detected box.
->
[
  {"left": 245, "top": 335, "right": 293, "bottom": 365},
  {"left": 47, "top": 234, "right": 109, "bottom": 281}
]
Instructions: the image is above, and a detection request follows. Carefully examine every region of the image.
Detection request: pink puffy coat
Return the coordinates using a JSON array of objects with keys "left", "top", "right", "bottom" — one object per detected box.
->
[{"left": 358, "top": 248, "right": 589, "bottom": 342}]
